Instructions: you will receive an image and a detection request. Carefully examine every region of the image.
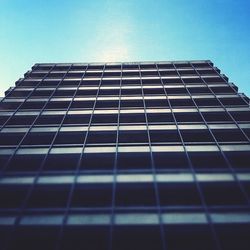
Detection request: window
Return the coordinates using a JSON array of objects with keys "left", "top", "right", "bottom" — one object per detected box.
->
[
  {"left": 63, "top": 114, "right": 91, "bottom": 125},
  {"left": 230, "top": 111, "right": 250, "bottom": 122},
  {"left": 117, "top": 152, "right": 152, "bottom": 170},
  {"left": 145, "top": 99, "right": 169, "bottom": 108},
  {"left": 28, "top": 185, "right": 70, "bottom": 208},
  {"left": 121, "top": 88, "right": 142, "bottom": 95},
  {"left": 80, "top": 152, "right": 115, "bottom": 170},
  {"left": 159, "top": 182, "right": 201, "bottom": 206},
  {"left": 0, "top": 185, "right": 28, "bottom": 208},
  {"left": 62, "top": 225, "right": 109, "bottom": 250},
  {"left": 201, "top": 182, "right": 247, "bottom": 205},
  {"left": 119, "top": 130, "right": 148, "bottom": 143},
  {"left": 166, "top": 88, "right": 188, "bottom": 95},
  {"left": 153, "top": 152, "right": 189, "bottom": 169},
  {"left": 44, "top": 153, "right": 80, "bottom": 171},
  {"left": 170, "top": 98, "right": 195, "bottom": 107},
  {"left": 95, "top": 100, "right": 119, "bottom": 108},
  {"left": 189, "top": 152, "right": 228, "bottom": 170},
  {"left": 219, "top": 97, "right": 247, "bottom": 106},
  {"left": 150, "top": 130, "right": 181, "bottom": 143},
  {"left": 86, "top": 131, "right": 117, "bottom": 144},
  {"left": 147, "top": 113, "right": 174, "bottom": 123},
  {"left": 0, "top": 132, "right": 24, "bottom": 145},
  {"left": 202, "top": 112, "right": 233, "bottom": 122},
  {"left": 120, "top": 100, "right": 144, "bottom": 108},
  {"left": 35, "top": 115, "right": 64, "bottom": 125},
  {"left": 212, "top": 129, "right": 247, "bottom": 142},
  {"left": 181, "top": 130, "right": 214, "bottom": 143},
  {"left": 54, "top": 131, "right": 86, "bottom": 145},
  {"left": 7, "top": 115, "right": 36, "bottom": 126},
  {"left": 175, "top": 112, "right": 203, "bottom": 123},
  {"left": 7, "top": 154, "right": 44, "bottom": 172},
  {"left": 119, "top": 113, "right": 146, "bottom": 124},
  {"left": 22, "top": 132, "right": 55, "bottom": 145},
  {"left": 225, "top": 151, "right": 250, "bottom": 169},
  {"left": 113, "top": 225, "right": 162, "bottom": 250},
  {"left": 72, "top": 183, "right": 112, "bottom": 207},
  {"left": 92, "top": 114, "right": 118, "bottom": 124},
  {"left": 99, "top": 88, "right": 120, "bottom": 96},
  {"left": 115, "top": 183, "right": 156, "bottom": 206}
]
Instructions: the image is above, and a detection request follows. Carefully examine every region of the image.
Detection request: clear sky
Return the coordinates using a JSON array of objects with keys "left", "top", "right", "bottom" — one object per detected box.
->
[{"left": 0, "top": 0, "right": 250, "bottom": 96}]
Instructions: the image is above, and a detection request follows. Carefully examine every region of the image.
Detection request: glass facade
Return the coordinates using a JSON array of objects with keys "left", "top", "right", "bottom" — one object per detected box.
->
[{"left": 0, "top": 60, "right": 250, "bottom": 250}]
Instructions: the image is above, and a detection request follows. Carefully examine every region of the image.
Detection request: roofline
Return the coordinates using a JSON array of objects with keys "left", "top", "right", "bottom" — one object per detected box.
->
[{"left": 33, "top": 60, "right": 212, "bottom": 67}]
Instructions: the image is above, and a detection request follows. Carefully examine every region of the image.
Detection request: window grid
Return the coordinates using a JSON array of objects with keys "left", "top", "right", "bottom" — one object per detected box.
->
[
  {"left": 157, "top": 63, "right": 221, "bottom": 250},
  {"left": 0, "top": 61, "right": 250, "bottom": 250},
  {"left": 174, "top": 63, "right": 250, "bottom": 204},
  {"left": 54, "top": 63, "right": 110, "bottom": 250},
  {"left": 0, "top": 64, "right": 73, "bottom": 250}
]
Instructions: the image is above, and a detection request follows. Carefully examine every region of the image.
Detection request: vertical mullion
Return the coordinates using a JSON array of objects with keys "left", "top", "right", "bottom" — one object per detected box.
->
[
  {"left": 109, "top": 63, "right": 122, "bottom": 250},
  {"left": 55, "top": 63, "right": 106, "bottom": 250},
  {"left": 156, "top": 62, "right": 222, "bottom": 250},
  {"left": 139, "top": 63, "right": 167, "bottom": 250}
]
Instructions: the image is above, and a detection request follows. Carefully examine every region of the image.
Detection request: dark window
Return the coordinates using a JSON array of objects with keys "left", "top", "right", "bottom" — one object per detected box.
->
[
  {"left": 181, "top": 130, "right": 214, "bottom": 142},
  {"left": 44, "top": 153, "right": 80, "bottom": 171},
  {"left": 119, "top": 113, "right": 145, "bottom": 124},
  {"left": 72, "top": 184, "right": 112, "bottom": 207},
  {"left": 0, "top": 132, "right": 24, "bottom": 145},
  {"left": 119, "top": 130, "right": 148, "bottom": 143},
  {"left": 86, "top": 131, "right": 117, "bottom": 144},
  {"left": 145, "top": 99, "right": 169, "bottom": 108},
  {"left": 54, "top": 131, "right": 86, "bottom": 145},
  {"left": 150, "top": 130, "right": 181, "bottom": 143},
  {"left": 92, "top": 114, "right": 118, "bottom": 124},
  {"left": 153, "top": 152, "right": 189, "bottom": 169},
  {"left": 117, "top": 152, "right": 151, "bottom": 170},
  {"left": 147, "top": 113, "right": 174, "bottom": 123},
  {"left": 0, "top": 185, "right": 28, "bottom": 208},
  {"left": 28, "top": 185, "right": 70, "bottom": 208},
  {"left": 7, "top": 115, "right": 36, "bottom": 125},
  {"left": 120, "top": 100, "right": 144, "bottom": 108},
  {"left": 22, "top": 132, "right": 55, "bottom": 145},
  {"left": 115, "top": 183, "right": 156, "bottom": 206},
  {"left": 189, "top": 152, "right": 228, "bottom": 170},
  {"left": 159, "top": 183, "right": 201, "bottom": 206},
  {"left": 202, "top": 112, "right": 233, "bottom": 122},
  {"left": 113, "top": 226, "right": 163, "bottom": 250},
  {"left": 225, "top": 152, "right": 250, "bottom": 169},
  {"left": 212, "top": 129, "right": 247, "bottom": 142},
  {"left": 7, "top": 154, "right": 44, "bottom": 172},
  {"left": 201, "top": 182, "right": 247, "bottom": 205},
  {"left": 175, "top": 112, "right": 203, "bottom": 123},
  {"left": 36, "top": 115, "right": 64, "bottom": 125},
  {"left": 63, "top": 114, "right": 91, "bottom": 125},
  {"left": 81, "top": 153, "right": 115, "bottom": 170}
]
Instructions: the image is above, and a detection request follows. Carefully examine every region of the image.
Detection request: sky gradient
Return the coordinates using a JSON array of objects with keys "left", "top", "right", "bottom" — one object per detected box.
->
[{"left": 0, "top": 0, "right": 250, "bottom": 96}]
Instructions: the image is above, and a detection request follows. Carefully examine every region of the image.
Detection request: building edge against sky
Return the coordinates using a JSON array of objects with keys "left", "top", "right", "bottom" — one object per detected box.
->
[{"left": 0, "top": 60, "right": 250, "bottom": 250}]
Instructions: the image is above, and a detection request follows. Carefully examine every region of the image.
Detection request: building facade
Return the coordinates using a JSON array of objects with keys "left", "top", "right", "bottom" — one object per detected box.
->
[{"left": 0, "top": 60, "right": 250, "bottom": 250}]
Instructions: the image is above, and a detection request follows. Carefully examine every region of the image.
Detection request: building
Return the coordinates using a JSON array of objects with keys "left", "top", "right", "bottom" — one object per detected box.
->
[{"left": 0, "top": 60, "right": 250, "bottom": 250}]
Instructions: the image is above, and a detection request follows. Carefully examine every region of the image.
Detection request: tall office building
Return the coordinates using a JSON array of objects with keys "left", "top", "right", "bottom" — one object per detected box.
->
[{"left": 0, "top": 60, "right": 250, "bottom": 250}]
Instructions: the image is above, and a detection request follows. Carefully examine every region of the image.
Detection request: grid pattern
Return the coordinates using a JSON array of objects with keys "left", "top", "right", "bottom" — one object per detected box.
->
[{"left": 0, "top": 60, "right": 250, "bottom": 250}]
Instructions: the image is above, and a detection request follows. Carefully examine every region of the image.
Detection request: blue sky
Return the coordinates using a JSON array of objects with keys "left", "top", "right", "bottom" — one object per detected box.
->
[{"left": 0, "top": 0, "right": 250, "bottom": 96}]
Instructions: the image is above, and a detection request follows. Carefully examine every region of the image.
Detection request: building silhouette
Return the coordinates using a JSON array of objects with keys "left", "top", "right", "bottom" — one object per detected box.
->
[{"left": 0, "top": 60, "right": 250, "bottom": 250}]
